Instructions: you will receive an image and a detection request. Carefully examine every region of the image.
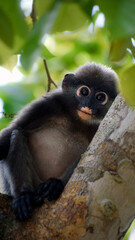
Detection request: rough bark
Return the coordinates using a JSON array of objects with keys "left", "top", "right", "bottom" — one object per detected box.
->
[{"left": 0, "top": 95, "right": 135, "bottom": 240}]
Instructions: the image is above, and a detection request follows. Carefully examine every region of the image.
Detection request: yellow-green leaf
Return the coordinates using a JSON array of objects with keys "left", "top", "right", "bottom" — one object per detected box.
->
[
  {"left": 109, "top": 39, "right": 131, "bottom": 62},
  {"left": 51, "top": 2, "right": 88, "bottom": 33},
  {"left": 120, "top": 65, "right": 135, "bottom": 106}
]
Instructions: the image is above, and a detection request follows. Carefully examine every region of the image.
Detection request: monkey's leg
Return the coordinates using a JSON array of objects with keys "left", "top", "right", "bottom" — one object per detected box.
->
[{"left": 4, "top": 129, "right": 43, "bottom": 220}]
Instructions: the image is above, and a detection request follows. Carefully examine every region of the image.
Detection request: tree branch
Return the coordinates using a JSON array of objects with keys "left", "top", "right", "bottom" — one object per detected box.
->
[{"left": 43, "top": 59, "right": 57, "bottom": 92}]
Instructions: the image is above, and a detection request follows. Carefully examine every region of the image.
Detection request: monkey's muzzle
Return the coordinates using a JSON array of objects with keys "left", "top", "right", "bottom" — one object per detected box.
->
[{"left": 77, "top": 107, "right": 93, "bottom": 120}]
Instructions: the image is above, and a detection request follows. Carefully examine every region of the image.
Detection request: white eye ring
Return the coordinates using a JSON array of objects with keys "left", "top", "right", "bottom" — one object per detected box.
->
[
  {"left": 95, "top": 92, "right": 108, "bottom": 105},
  {"left": 77, "top": 85, "right": 91, "bottom": 97}
]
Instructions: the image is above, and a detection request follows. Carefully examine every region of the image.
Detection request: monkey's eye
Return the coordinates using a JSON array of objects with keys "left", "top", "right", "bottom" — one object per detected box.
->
[
  {"left": 95, "top": 92, "right": 108, "bottom": 105},
  {"left": 77, "top": 86, "right": 91, "bottom": 97}
]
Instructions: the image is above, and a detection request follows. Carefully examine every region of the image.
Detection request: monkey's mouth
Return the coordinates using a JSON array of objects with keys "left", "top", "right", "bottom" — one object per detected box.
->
[{"left": 77, "top": 107, "right": 94, "bottom": 120}]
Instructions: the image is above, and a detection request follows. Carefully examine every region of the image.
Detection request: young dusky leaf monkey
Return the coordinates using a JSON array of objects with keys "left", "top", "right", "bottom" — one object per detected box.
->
[{"left": 0, "top": 62, "right": 118, "bottom": 220}]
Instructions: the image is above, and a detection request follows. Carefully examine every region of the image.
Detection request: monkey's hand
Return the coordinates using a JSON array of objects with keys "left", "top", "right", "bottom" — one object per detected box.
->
[
  {"left": 12, "top": 191, "right": 43, "bottom": 221},
  {"left": 36, "top": 178, "right": 64, "bottom": 201}
]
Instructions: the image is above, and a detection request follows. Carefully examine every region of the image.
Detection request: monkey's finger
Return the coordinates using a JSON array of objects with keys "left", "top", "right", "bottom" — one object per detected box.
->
[
  {"left": 47, "top": 181, "right": 64, "bottom": 201},
  {"left": 36, "top": 181, "right": 51, "bottom": 195},
  {"left": 42, "top": 179, "right": 57, "bottom": 198},
  {"left": 43, "top": 178, "right": 64, "bottom": 199},
  {"left": 12, "top": 192, "right": 35, "bottom": 221},
  {"left": 12, "top": 198, "right": 27, "bottom": 221},
  {"left": 19, "top": 203, "right": 28, "bottom": 220},
  {"left": 34, "top": 194, "right": 44, "bottom": 207},
  {"left": 24, "top": 192, "right": 34, "bottom": 212},
  {"left": 21, "top": 195, "right": 32, "bottom": 218},
  {"left": 12, "top": 202, "right": 21, "bottom": 220},
  {"left": 16, "top": 206, "right": 24, "bottom": 221},
  {"left": 36, "top": 178, "right": 63, "bottom": 199}
]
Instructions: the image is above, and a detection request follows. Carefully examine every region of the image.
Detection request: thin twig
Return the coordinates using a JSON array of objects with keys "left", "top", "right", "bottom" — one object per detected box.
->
[
  {"left": 30, "top": 0, "right": 37, "bottom": 23},
  {"left": 43, "top": 59, "right": 57, "bottom": 92},
  {"left": 1, "top": 112, "right": 15, "bottom": 119},
  {"left": 30, "top": 2, "right": 57, "bottom": 92}
]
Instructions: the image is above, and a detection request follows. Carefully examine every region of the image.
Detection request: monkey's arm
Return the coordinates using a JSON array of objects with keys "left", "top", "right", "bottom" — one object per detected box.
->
[
  {"left": 0, "top": 127, "right": 14, "bottom": 159},
  {"left": 3, "top": 129, "right": 43, "bottom": 220},
  {"left": 3, "top": 128, "right": 64, "bottom": 220},
  {"left": 0, "top": 91, "right": 65, "bottom": 220}
]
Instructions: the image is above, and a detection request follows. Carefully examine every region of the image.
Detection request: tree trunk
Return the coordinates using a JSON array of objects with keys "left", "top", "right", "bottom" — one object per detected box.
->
[{"left": 0, "top": 95, "right": 135, "bottom": 240}]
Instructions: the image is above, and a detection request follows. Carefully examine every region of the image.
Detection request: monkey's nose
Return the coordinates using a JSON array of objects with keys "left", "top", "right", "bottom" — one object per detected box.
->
[
  {"left": 80, "top": 107, "right": 92, "bottom": 115},
  {"left": 77, "top": 107, "right": 93, "bottom": 120}
]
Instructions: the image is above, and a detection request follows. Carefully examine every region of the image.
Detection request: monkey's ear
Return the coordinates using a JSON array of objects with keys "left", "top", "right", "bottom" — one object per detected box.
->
[{"left": 62, "top": 73, "right": 76, "bottom": 90}]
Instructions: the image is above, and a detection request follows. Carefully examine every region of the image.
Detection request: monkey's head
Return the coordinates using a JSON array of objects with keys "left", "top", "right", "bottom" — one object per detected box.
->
[{"left": 62, "top": 62, "right": 119, "bottom": 122}]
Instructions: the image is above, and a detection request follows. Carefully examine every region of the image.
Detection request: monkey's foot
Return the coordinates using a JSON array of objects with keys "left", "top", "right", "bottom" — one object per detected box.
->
[
  {"left": 12, "top": 192, "right": 36, "bottom": 221},
  {"left": 36, "top": 178, "right": 64, "bottom": 201}
]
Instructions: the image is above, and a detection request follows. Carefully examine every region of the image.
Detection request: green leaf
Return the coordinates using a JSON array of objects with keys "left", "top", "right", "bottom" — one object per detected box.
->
[
  {"left": 120, "top": 65, "right": 135, "bottom": 106},
  {"left": 21, "top": 4, "right": 60, "bottom": 71},
  {"left": 0, "top": 39, "right": 13, "bottom": 64},
  {"left": 79, "top": 0, "right": 95, "bottom": 18},
  {"left": 98, "top": 0, "right": 135, "bottom": 40},
  {"left": 35, "top": 0, "right": 56, "bottom": 17},
  {"left": 109, "top": 38, "right": 131, "bottom": 62},
  {"left": 0, "top": 0, "right": 28, "bottom": 64},
  {"left": 0, "top": 0, "right": 28, "bottom": 41},
  {"left": 35, "top": 0, "right": 93, "bottom": 35},
  {"left": 0, "top": 8, "right": 14, "bottom": 48},
  {"left": 51, "top": 2, "right": 88, "bottom": 33},
  {"left": 2, "top": 55, "right": 18, "bottom": 71},
  {"left": 21, "top": 1, "right": 90, "bottom": 71},
  {"left": 41, "top": 45, "right": 55, "bottom": 60},
  {"left": 35, "top": 0, "right": 93, "bottom": 19},
  {"left": 0, "top": 84, "right": 35, "bottom": 114},
  {"left": 0, "top": 117, "right": 11, "bottom": 130}
]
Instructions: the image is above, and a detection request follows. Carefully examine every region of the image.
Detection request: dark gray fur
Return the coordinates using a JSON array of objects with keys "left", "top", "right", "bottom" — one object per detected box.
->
[{"left": 0, "top": 62, "right": 118, "bottom": 220}]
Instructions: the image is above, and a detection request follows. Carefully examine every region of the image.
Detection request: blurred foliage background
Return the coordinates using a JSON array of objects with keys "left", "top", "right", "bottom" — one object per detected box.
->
[{"left": 0, "top": 0, "right": 135, "bottom": 239}]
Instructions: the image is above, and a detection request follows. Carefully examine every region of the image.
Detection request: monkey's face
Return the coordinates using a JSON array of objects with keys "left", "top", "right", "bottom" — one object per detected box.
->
[
  {"left": 62, "top": 72, "right": 117, "bottom": 123},
  {"left": 75, "top": 85, "right": 109, "bottom": 121},
  {"left": 75, "top": 84, "right": 113, "bottom": 122}
]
